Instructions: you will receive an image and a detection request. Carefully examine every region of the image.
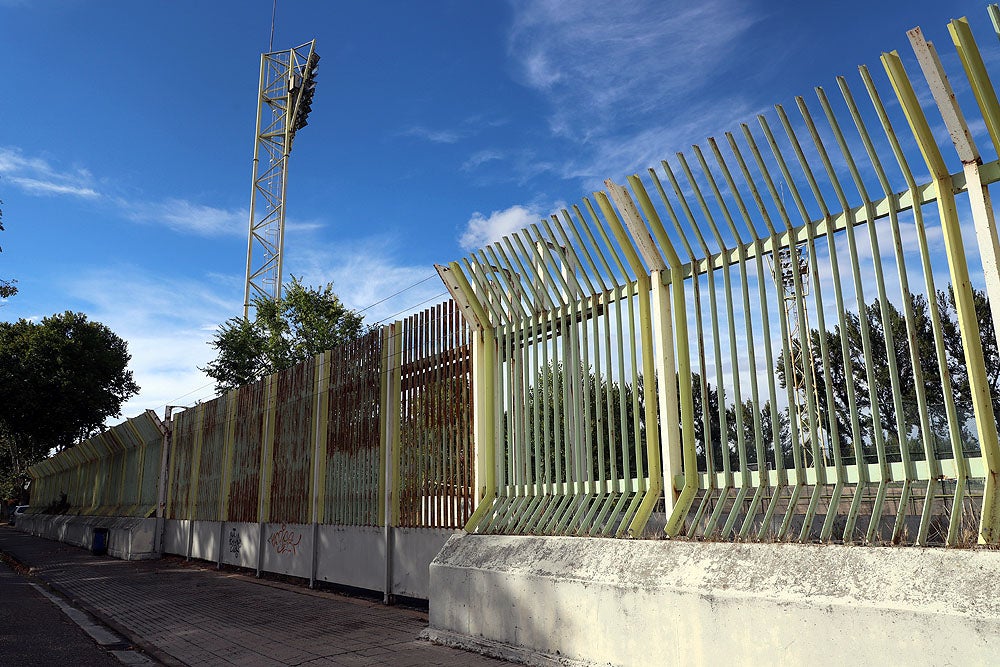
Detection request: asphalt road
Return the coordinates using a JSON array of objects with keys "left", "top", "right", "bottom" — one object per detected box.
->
[{"left": 0, "top": 557, "right": 121, "bottom": 667}]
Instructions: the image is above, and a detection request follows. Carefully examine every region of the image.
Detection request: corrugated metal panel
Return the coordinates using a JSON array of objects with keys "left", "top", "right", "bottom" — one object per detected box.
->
[
  {"left": 269, "top": 357, "right": 315, "bottom": 524},
  {"left": 399, "top": 301, "right": 474, "bottom": 529},
  {"left": 167, "top": 407, "right": 197, "bottom": 520},
  {"left": 194, "top": 395, "right": 228, "bottom": 521},
  {"left": 227, "top": 378, "right": 266, "bottom": 522},
  {"left": 25, "top": 411, "right": 165, "bottom": 518},
  {"left": 121, "top": 445, "right": 141, "bottom": 511},
  {"left": 140, "top": 436, "right": 162, "bottom": 516},
  {"left": 99, "top": 432, "right": 125, "bottom": 515},
  {"left": 323, "top": 330, "right": 382, "bottom": 526}
]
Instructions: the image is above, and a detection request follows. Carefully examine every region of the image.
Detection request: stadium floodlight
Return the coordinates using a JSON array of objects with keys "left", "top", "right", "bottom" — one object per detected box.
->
[{"left": 243, "top": 40, "right": 320, "bottom": 319}]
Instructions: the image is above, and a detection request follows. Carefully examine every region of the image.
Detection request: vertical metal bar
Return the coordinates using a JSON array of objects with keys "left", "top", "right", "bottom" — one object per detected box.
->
[
  {"left": 649, "top": 168, "right": 712, "bottom": 536},
  {"left": 825, "top": 81, "right": 935, "bottom": 543},
  {"left": 494, "top": 238, "right": 544, "bottom": 529},
  {"left": 443, "top": 263, "right": 497, "bottom": 533},
  {"left": 883, "top": 49, "right": 1000, "bottom": 544},
  {"left": 707, "top": 137, "right": 774, "bottom": 538},
  {"left": 662, "top": 158, "right": 733, "bottom": 536},
  {"left": 922, "top": 24, "right": 1000, "bottom": 363},
  {"left": 681, "top": 151, "right": 753, "bottom": 538},
  {"left": 691, "top": 146, "right": 761, "bottom": 537},
  {"left": 776, "top": 102, "right": 851, "bottom": 542},
  {"left": 758, "top": 113, "right": 827, "bottom": 541},
  {"left": 382, "top": 323, "right": 402, "bottom": 602},
  {"left": 737, "top": 122, "right": 807, "bottom": 538},
  {"left": 950, "top": 17, "right": 1000, "bottom": 152}
]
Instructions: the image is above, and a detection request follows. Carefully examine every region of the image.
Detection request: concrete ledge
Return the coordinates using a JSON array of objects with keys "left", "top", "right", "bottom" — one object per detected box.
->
[
  {"left": 428, "top": 534, "right": 1000, "bottom": 666},
  {"left": 161, "top": 519, "right": 456, "bottom": 599},
  {"left": 423, "top": 627, "right": 594, "bottom": 667},
  {"left": 16, "top": 515, "right": 157, "bottom": 560}
]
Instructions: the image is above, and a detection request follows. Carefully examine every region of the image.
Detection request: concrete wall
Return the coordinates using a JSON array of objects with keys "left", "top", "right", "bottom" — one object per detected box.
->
[
  {"left": 161, "top": 519, "right": 456, "bottom": 600},
  {"left": 16, "top": 515, "right": 158, "bottom": 560},
  {"left": 427, "top": 534, "right": 1000, "bottom": 666}
]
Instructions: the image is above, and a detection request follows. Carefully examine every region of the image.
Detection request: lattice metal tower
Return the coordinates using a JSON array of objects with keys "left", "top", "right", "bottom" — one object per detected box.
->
[
  {"left": 770, "top": 245, "right": 828, "bottom": 467},
  {"left": 243, "top": 40, "right": 320, "bottom": 319}
]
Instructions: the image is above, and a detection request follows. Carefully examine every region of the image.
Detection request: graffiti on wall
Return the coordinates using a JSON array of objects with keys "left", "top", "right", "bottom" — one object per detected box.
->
[
  {"left": 267, "top": 523, "right": 302, "bottom": 555},
  {"left": 228, "top": 527, "right": 241, "bottom": 557}
]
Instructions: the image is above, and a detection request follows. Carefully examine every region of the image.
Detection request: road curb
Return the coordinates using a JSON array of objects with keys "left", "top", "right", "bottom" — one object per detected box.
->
[{"left": 0, "top": 545, "right": 177, "bottom": 667}]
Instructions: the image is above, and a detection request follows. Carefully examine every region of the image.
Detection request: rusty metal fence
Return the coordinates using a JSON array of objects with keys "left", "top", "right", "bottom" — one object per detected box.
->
[
  {"left": 161, "top": 305, "right": 474, "bottom": 532},
  {"left": 398, "top": 300, "right": 475, "bottom": 529}
]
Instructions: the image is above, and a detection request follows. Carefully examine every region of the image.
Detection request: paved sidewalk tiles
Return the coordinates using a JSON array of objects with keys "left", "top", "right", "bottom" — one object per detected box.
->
[{"left": 0, "top": 529, "right": 508, "bottom": 667}]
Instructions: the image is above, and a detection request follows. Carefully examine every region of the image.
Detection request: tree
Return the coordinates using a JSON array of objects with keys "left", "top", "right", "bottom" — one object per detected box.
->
[
  {"left": 0, "top": 198, "right": 17, "bottom": 300},
  {"left": 777, "top": 287, "right": 997, "bottom": 465},
  {"left": 0, "top": 312, "right": 140, "bottom": 500},
  {"left": 203, "top": 277, "right": 366, "bottom": 393}
]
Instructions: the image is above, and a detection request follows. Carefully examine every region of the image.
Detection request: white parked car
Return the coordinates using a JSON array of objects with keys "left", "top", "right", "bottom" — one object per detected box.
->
[{"left": 8, "top": 505, "right": 28, "bottom": 525}]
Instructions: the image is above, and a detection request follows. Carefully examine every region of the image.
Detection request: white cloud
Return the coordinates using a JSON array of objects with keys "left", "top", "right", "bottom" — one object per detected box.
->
[
  {"left": 66, "top": 268, "right": 239, "bottom": 418},
  {"left": 289, "top": 237, "right": 445, "bottom": 324},
  {"left": 0, "top": 147, "right": 99, "bottom": 200},
  {"left": 118, "top": 197, "right": 247, "bottom": 237},
  {"left": 401, "top": 125, "right": 465, "bottom": 144},
  {"left": 508, "top": 0, "right": 756, "bottom": 134},
  {"left": 7, "top": 176, "right": 99, "bottom": 198},
  {"left": 505, "top": 0, "right": 759, "bottom": 188},
  {"left": 462, "top": 149, "right": 505, "bottom": 172},
  {"left": 0, "top": 144, "right": 251, "bottom": 239},
  {"left": 460, "top": 204, "right": 543, "bottom": 251}
]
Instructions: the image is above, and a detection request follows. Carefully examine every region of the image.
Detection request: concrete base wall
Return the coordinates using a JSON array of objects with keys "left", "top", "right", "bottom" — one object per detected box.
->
[
  {"left": 16, "top": 515, "right": 158, "bottom": 560},
  {"left": 162, "top": 519, "right": 456, "bottom": 600},
  {"left": 427, "top": 535, "right": 1000, "bottom": 666}
]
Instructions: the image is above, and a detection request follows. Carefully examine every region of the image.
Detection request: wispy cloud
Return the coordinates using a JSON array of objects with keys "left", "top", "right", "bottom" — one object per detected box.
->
[
  {"left": 462, "top": 149, "right": 505, "bottom": 171},
  {"left": 117, "top": 197, "right": 247, "bottom": 237},
  {"left": 0, "top": 147, "right": 99, "bottom": 200},
  {"left": 7, "top": 176, "right": 99, "bottom": 198},
  {"left": 66, "top": 268, "right": 240, "bottom": 416},
  {"left": 508, "top": 0, "right": 756, "bottom": 134},
  {"left": 400, "top": 114, "right": 510, "bottom": 146},
  {"left": 506, "top": 0, "right": 759, "bottom": 186},
  {"left": 0, "top": 145, "right": 252, "bottom": 238},
  {"left": 400, "top": 125, "right": 466, "bottom": 144}
]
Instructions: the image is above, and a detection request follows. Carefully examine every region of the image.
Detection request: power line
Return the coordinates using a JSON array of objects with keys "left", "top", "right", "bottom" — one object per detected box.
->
[
  {"left": 357, "top": 274, "right": 436, "bottom": 313},
  {"left": 161, "top": 382, "right": 216, "bottom": 409},
  {"left": 155, "top": 275, "right": 446, "bottom": 415},
  {"left": 373, "top": 291, "right": 449, "bottom": 325}
]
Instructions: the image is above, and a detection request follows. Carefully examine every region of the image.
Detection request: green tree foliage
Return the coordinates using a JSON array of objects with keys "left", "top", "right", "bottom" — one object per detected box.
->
[
  {"left": 495, "top": 287, "right": 995, "bottom": 485},
  {"left": 0, "top": 312, "right": 139, "bottom": 500},
  {"left": 203, "top": 277, "right": 366, "bottom": 393},
  {"left": 778, "top": 288, "right": 997, "bottom": 464},
  {"left": 511, "top": 362, "right": 646, "bottom": 482},
  {"left": 0, "top": 199, "right": 17, "bottom": 299},
  {"left": 399, "top": 373, "right": 473, "bottom": 512}
]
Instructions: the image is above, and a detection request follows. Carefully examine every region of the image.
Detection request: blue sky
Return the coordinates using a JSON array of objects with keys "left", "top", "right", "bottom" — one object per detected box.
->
[{"left": 0, "top": 0, "right": 993, "bottom": 418}]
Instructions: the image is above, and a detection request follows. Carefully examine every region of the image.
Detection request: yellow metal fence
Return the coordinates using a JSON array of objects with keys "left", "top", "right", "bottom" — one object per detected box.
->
[
  {"left": 445, "top": 9, "right": 1000, "bottom": 546},
  {"left": 27, "top": 410, "right": 165, "bottom": 518},
  {"left": 28, "top": 8, "right": 1000, "bottom": 551}
]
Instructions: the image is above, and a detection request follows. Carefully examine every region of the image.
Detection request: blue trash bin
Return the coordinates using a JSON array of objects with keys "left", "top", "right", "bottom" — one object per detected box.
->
[{"left": 92, "top": 527, "right": 108, "bottom": 556}]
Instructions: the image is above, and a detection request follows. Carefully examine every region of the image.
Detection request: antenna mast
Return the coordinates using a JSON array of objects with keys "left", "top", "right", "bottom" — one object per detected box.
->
[{"left": 243, "top": 39, "right": 320, "bottom": 319}]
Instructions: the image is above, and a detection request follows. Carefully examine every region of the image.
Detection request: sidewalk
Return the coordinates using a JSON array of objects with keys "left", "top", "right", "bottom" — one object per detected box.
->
[{"left": 0, "top": 527, "right": 508, "bottom": 667}]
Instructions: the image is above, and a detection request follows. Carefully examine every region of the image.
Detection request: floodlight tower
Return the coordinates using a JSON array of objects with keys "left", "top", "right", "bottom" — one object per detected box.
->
[
  {"left": 243, "top": 40, "right": 320, "bottom": 319},
  {"left": 770, "top": 245, "right": 828, "bottom": 467}
]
